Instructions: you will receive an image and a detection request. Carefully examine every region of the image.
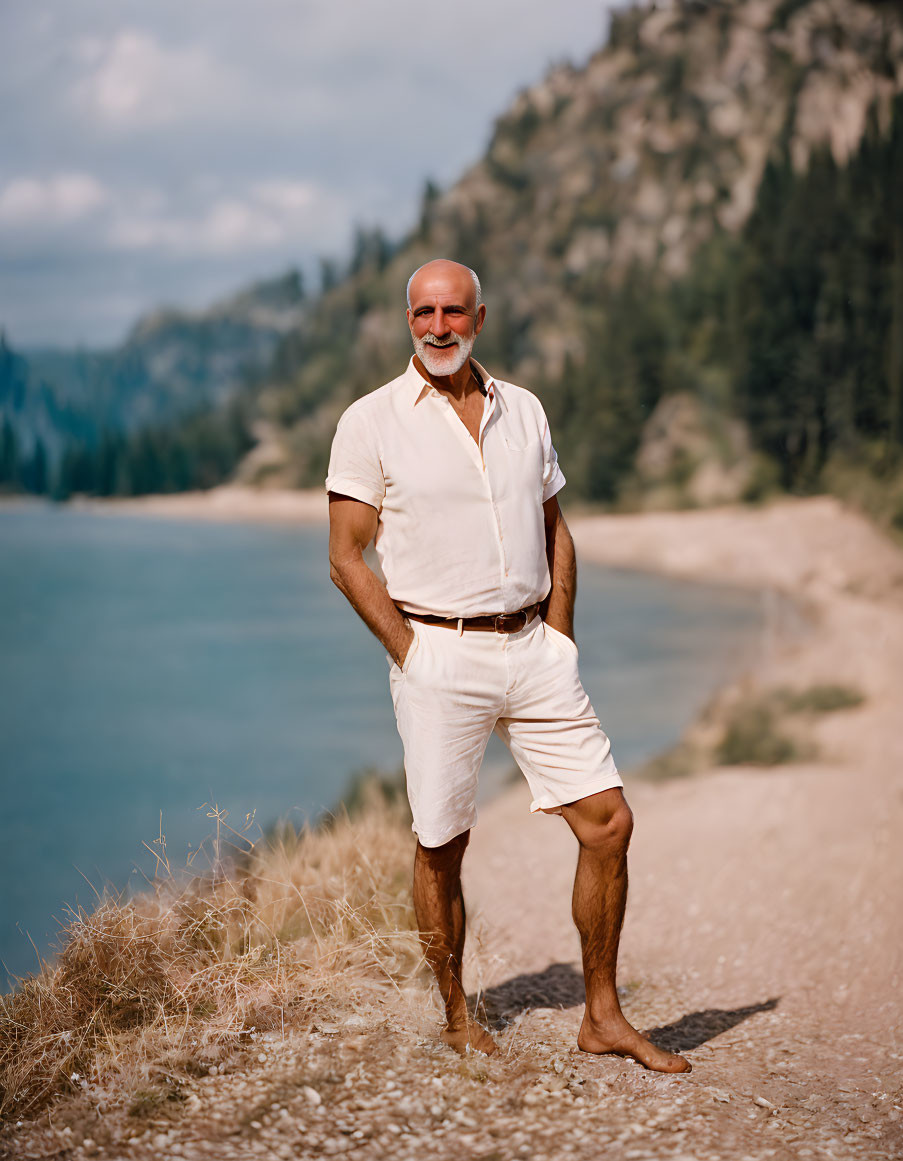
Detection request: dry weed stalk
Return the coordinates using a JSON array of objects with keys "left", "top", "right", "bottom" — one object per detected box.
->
[{"left": 0, "top": 789, "right": 421, "bottom": 1120}]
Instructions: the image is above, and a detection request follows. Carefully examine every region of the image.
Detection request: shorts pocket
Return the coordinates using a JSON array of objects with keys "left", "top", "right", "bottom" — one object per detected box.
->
[
  {"left": 400, "top": 622, "right": 422, "bottom": 674},
  {"left": 387, "top": 622, "right": 421, "bottom": 674},
  {"left": 544, "top": 621, "right": 579, "bottom": 658}
]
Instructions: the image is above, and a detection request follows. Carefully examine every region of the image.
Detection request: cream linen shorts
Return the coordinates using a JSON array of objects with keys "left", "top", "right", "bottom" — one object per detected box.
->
[{"left": 387, "top": 614, "right": 622, "bottom": 848}]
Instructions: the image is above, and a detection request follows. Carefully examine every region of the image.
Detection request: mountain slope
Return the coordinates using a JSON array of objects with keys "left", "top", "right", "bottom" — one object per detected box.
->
[
  {"left": 240, "top": 0, "right": 902, "bottom": 498},
  {"left": 0, "top": 272, "right": 306, "bottom": 484},
  {"left": 7, "top": 0, "right": 900, "bottom": 505}
]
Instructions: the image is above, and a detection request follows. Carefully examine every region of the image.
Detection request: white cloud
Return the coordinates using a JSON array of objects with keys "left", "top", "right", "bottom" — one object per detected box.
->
[
  {"left": 71, "top": 29, "right": 229, "bottom": 130},
  {"left": 0, "top": 0, "right": 618, "bottom": 344},
  {"left": 0, "top": 173, "right": 109, "bottom": 226},
  {"left": 105, "top": 180, "right": 346, "bottom": 256},
  {"left": 0, "top": 171, "right": 344, "bottom": 258},
  {"left": 203, "top": 200, "right": 284, "bottom": 250},
  {"left": 252, "top": 181, "right": 319, "bottom": 215}
]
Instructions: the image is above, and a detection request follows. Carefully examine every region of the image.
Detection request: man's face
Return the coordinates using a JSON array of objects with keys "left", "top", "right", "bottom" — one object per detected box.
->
[{"left": 407, "top": 263, "right": 485, "bottom": 378}]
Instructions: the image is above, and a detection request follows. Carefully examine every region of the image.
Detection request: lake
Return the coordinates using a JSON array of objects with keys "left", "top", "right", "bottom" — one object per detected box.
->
[{"left": 0, "top": 503, "right": 763, "bottom": 984}]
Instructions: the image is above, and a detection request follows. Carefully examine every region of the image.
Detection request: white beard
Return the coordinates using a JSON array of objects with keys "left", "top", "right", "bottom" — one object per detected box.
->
[{"left": 413, "top": 329, "right": 475, "bottom": 377}]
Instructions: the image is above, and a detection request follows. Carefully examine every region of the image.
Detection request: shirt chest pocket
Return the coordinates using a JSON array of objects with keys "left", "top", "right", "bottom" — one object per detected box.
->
[{"left": 499, "top": 435, "right": 543, "bottom": 499}]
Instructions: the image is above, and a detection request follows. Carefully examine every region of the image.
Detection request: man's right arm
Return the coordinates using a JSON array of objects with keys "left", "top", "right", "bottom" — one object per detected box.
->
[{"left": 328, "top": 492, "right": 414, "bottom": 667}]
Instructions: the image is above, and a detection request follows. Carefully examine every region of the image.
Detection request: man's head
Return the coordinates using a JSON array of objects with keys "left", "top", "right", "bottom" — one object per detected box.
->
[{"left": 406, "top": 259, "right": 486, "bottom": 378}]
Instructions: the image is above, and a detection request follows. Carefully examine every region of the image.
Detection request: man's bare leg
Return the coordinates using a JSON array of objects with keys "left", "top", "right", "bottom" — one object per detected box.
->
[
  {"left": 412, "top": 830, "right": 497, "bottom": 1055},
  {"left": 560, "top": 788, "right": 691, "bottom": 1072}
]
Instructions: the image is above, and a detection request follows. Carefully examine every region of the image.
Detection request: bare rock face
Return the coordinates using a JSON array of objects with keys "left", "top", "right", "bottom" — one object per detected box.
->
[
  {"left": 239, "top": 0, "right": 903, "bottom": 493},
  {"left": 632, "top": 392, "right": 754, "bottom": 508},
  {"left": 426, "top": 0, "right": 902, "bottom": 305}
]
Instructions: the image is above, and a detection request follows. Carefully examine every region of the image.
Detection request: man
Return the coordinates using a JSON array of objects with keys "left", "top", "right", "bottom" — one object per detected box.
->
[{"left": 326, "top": 259, "right": 689, "bottom": 1072}]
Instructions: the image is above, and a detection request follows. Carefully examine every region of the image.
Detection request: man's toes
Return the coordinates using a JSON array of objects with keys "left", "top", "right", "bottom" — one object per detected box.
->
[
  {"left": 655, "top": 1051, "right": 691, "bottom": 1073},
  {"left": 440, "top": 1024, "right": 497, "bottom": 1056}
]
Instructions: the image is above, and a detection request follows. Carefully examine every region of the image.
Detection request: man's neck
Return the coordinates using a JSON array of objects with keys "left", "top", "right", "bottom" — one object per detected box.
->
[{"left": 413, "top": 355, "right": 482, "bottom": 402}]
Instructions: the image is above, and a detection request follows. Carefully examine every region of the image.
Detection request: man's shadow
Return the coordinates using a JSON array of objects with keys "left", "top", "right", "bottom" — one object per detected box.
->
[
  {"left": 470, "top": 962, "right": 587, "bottom": 1024},
  {"left": 469, "top": 962, "right": 779, "bottom": 1052},
  {"left": 643, "top": 996, "right": 780, "bottom": 1053}
]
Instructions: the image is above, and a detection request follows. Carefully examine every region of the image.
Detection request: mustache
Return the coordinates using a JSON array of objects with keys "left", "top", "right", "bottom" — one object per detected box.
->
[{"left": 421, "top": 333, "right": 463, "bottom": 348}]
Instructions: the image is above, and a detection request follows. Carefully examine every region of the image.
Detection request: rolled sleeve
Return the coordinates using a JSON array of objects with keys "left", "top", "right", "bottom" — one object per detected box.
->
[
  {"left": 540, "top": 415, "right": 566, "bottom": 503},
  {"left": 325, "top": 405, "right": 386, "bottom": 511}
]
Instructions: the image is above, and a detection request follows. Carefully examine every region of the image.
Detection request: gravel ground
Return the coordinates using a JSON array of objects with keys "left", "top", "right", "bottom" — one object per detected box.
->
[
  {"left": 4, "top": 499, "right": 902, "bottom": 1160},
  {"left": 4, "top": 1004, "right": 899, "bottom": 1160}
]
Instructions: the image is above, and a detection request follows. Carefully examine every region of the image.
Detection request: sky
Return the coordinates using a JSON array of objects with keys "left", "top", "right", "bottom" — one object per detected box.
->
[{"left": 0, "top": 1, "right": 621, "bottom": 349}]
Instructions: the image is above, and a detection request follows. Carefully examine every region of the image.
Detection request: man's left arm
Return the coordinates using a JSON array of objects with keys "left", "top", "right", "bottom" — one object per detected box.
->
[{"left": 541, "top": 495, "right": 577, "bottom": 642}]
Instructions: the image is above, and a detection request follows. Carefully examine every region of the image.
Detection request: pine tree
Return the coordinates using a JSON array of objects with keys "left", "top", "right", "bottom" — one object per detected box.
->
[{"left": 0, "top": 416, "right": 19, "bottom": 490}]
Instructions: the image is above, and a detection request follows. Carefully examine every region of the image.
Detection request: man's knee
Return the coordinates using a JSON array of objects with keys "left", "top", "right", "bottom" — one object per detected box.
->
[
  {"left": 416, "top": 829, "right": 470, "bottom": 872},
  {"left": 563, "top": 789, "right": 633, "bottom": 854}
]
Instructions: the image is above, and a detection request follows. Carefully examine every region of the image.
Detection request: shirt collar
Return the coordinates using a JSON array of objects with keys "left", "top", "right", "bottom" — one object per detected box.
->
[{"left": 405, "top": 355, "right": 497, "bottom": 406}]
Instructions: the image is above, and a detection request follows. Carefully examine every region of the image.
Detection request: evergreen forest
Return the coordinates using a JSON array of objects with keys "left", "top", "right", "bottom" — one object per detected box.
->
[{"left": 2, "top": 95, "right": 901, "bottom": 526}]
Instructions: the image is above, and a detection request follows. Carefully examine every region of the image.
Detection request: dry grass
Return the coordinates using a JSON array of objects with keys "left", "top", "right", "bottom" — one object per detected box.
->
[
  {"left": 637, "top": 680, "right": 866, "bottom": 778},
  {"left": 0, "top": 786, "right": 422, "bottom": 1122},
  {"left": 715, "top": 696, "right": 801, "bottom": 766},
  {"left": 772, "top": 683, "right": 865, "bottom": 714}
]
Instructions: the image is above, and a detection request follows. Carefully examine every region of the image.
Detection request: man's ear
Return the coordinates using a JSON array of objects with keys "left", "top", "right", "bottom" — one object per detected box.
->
[{"left": 474, "top": 304, "right": 486, "bottom": 336}]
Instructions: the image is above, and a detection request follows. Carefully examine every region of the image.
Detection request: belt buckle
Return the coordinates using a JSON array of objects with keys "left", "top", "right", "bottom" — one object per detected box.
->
[{"left": 494, "top": 610, "right": 528, "bottom": 634}]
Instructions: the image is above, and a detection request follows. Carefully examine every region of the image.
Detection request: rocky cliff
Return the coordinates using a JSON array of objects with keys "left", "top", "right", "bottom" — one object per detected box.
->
[
  {"left": 240, "top": 0, "right": 902, "bottom": 497},
  {"left": 6, "top": 0, "right": 901, "bottom": 505}
]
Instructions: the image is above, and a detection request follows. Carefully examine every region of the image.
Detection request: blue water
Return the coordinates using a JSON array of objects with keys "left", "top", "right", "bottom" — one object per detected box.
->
[{"left": 0, "top": 504, "right": 762, "bottom": 984}]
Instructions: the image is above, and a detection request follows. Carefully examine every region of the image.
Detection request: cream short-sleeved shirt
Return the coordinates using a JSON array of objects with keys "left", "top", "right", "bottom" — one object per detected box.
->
[{"left": 325, "top": 356, "right": 566, "bottom": 618}]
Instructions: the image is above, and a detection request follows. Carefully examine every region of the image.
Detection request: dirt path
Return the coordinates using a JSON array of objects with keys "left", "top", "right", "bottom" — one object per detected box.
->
[
  {"left": 6, "top": 497, "right": 902, "bottom": 1161},
  {"left": 462, "top": 497, "right": 903, "bottom": 1158}
]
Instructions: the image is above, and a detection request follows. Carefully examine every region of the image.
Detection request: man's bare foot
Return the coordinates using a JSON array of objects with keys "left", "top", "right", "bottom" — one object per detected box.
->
[
  {"left": 440, "top": 1021, "right": 498, "bottom": 1056},
  {"left": 578, "top": 1013, "right": 691, "bottom": 1072}
]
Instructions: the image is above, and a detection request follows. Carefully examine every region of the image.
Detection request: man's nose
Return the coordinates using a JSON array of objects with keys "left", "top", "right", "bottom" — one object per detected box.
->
[{"left": 428, "top": 308, "right": 448, "bottom": 336}]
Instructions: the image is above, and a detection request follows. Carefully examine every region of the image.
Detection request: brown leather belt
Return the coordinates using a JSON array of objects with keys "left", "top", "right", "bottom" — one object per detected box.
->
[{"left": 398, "top": 602, "right": 542, "bottom": 634}]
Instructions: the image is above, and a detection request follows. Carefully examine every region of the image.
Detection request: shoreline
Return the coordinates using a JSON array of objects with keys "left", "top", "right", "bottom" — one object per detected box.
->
[
  {"left": 7, "top": 487, "right": 891, "bottom": 708},
  {"left": 8, "top": 484, "right": 897, "bottom": 600},
  {"left": 0, "top": 486, "right": 329, "bottom": 525},
  {"left": 568, "top": 495, "right": 903, "bottom": 718},
  {"left": 4, "top": 490, "right": 902, "bottom": 1157},
  {"left": 4, "top": 484, "right": 789, "bottom": 782},
  {"left": 11, "top": 483, "right": 896, "bottom": 599}
]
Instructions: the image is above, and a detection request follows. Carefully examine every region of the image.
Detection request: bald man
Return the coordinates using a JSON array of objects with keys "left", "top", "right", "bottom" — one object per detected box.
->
[{"left": 326, "top": 259, "right": 689, "bottom": 1071}]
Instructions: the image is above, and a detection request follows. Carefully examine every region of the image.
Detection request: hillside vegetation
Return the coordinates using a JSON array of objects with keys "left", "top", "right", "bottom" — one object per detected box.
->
[
  {"left": 0, "top": 272, "right": 305, "bottom": 496},
  {"left": 3, "top": 0, "right": 902, "bottom": 521},
  {"left": 243, "top": 0, "right": 903, "bottom": 513}
]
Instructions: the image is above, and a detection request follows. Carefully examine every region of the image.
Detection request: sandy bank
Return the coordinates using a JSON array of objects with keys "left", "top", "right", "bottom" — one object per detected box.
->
[
  {"left": 570, "top": 495, "right": 903, "bottom": 603},
  {"left": 462, "top": 496, "right": 903, "bottom": 1157},
  {"left": 57, "top": 485, "right": 327, "bottom": 525},
  {"left": 5, "top": 494, "right": 901, "bottom": 1160}
]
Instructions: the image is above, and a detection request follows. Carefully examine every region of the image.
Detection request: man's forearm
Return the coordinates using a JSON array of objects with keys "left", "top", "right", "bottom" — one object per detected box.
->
[
  {"left": 543, "top": 512, "right": 577, "bottom": 640},
  {"left": 330, "top": 555, "right": 414, "bottom": 666}
]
